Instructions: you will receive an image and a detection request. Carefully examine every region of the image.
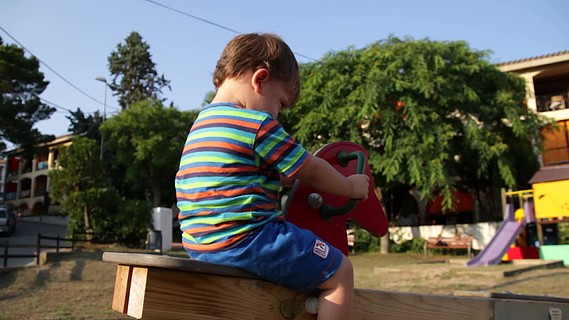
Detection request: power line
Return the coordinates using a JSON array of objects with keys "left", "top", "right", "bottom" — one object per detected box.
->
[
  {"left": 40, "top": 97, "right": 119, "bottom": 117},
  {"left": 40, "top": 97, "right": 73, "bottom": 113},
  {"left": 0, "top": 25, "right": 108, "bottom": 106},
  {"left": 145, "top": 0, "right": 240, "bottom": 34},
  {"left": 144, "top": 0, "right": 317, "bottom": 62}
]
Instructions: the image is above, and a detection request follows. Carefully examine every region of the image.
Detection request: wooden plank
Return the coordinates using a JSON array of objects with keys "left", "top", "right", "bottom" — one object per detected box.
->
[
  {"left": 116, "top": 265, "right": 494, "bottom": 320},
  {"left": 111, "top": 265, "right": 132, "bottom": 314},
  {"left": 102, "top": 252, "right": 256, "bottom": 279},
  {"left": 354, "top": 289, "right": 492, "bottom": 320},
  {"left": 139, "top": 267, "right": 313, "bottom": 320},
  {"left": 127, "top": 267, "right": 148, "bottom": 319}
]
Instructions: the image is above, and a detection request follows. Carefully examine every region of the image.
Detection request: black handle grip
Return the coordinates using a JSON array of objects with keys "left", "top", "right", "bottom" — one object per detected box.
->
[{"left": 320, "top": 150, "right": 366, "bottom": 221}]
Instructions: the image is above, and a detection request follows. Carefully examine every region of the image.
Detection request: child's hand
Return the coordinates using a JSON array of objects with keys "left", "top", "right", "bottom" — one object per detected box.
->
[{"left": 347, "top": 174, "right": 369, "bottom": 200}]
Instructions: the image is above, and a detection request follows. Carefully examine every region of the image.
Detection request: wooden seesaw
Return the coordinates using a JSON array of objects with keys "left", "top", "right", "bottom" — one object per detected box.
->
[{"left": 103, "top": 141, "right": 569, "bottom": 319}]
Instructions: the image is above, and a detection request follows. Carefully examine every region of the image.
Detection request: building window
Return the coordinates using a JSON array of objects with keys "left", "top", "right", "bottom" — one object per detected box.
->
[{"left": 542, "top": 120, "right": 569, "bottom": 166}]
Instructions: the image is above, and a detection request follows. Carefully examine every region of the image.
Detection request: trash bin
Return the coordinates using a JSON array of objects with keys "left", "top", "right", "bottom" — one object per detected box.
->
[{"left": 146, "top": 230, "right": 162, "bottom": 252}]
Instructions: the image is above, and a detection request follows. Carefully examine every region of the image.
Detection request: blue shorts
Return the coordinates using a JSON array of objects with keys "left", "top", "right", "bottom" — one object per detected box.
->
[{"left": 186, "top": 221, "right": 344, "bottom": 292}]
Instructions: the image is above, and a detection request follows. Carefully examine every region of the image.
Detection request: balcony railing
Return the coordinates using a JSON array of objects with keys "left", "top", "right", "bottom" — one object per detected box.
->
[
  {"left": 536, "top": 93, "right": 568, "bottom": 113},
  {"left": 34, "top": 189, "right": 47, "bottom": 197},
  {"left": 36, "top": 161, "right": 49, "bottom": 170},
  {"left": 19, "top": 190, "right": 31, "bottom": 199},
  {"left": 5, "top": 192, "right": 16, "bottom": 200}
]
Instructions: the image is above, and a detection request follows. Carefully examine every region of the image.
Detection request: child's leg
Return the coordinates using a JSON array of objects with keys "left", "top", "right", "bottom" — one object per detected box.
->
[{"left": 316, "top": 255, "right": 354, "bottom": 320}]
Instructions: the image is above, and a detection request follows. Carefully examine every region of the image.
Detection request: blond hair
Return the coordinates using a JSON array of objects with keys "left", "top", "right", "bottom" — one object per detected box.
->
[{"left": 213, "top": 33, "right": 300, "bottom": 105}]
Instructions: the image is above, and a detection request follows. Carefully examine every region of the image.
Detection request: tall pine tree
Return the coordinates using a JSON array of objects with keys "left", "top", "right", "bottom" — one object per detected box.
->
[
  {"left": 0, "top": 36, "right": 55, "bottom": 154},
  {"left": 107, "top": 32, "right": 170, "bottom": 110}
]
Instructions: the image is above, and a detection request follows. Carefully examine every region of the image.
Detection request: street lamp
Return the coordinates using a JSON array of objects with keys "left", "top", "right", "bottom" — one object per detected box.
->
[{"left": 95, "top": 76, "right": 108, "bottom": 160}]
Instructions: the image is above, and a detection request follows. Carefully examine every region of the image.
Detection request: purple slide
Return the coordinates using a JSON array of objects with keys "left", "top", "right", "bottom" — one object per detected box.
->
[{"left": 466, "top": 220, "right": 523, "bottom": 267}]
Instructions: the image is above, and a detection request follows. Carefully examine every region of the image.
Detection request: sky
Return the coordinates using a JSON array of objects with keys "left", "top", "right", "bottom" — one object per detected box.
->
[{"left": 1, "top": 0, "right": 568, "bottom": 140}]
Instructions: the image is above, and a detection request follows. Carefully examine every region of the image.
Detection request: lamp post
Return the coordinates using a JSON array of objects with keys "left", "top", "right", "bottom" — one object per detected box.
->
[{"left": 95, "top": 76, "right": 108, "bottom": 160}]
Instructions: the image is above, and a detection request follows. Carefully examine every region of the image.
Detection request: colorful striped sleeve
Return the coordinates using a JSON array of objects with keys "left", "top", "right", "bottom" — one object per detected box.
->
[{"left": 255, "top": 117, "right": 310, "bottom": 178}]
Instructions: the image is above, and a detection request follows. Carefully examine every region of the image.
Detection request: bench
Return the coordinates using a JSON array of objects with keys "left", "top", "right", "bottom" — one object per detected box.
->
[{"left": 424, "top": 236, "right": 473, "bottom": 257}]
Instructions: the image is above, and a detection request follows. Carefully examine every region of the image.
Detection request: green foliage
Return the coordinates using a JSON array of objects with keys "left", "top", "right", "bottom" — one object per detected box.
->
[
  {"left": 49, "top": 137, "right": 104, "bottom": 199},
  {"left": 49, "top": 137, "right": 105, "bottom": 231},
  {"left": 107, "top": 31, "right": 171, "bottom": 109},
  {"left": 50, "top": 137, "right": 151, "bottom": 245},
  {"left": 351, "top": 227, "right": 381, "bottom": 253},
  {"left": 0, "top": 36, "right": 55, "bottom": 154},
  {"left": 202, "top": 90, "right": 215, "bottom": 107},
  {"left": 66, "top": 108, "right": 104, "bottom": 140},
  {"left": 100, "top": 100, "right": 199, "bottom": 207},
  {"left": 390, "top": 237, "right": 426, "bottom": 253},
  {"left": 282, "top": 36, "right": 549, "bottom": 209},
  {"left": 63, "top": 187, "right": 118, "bottom": 235},
  {"left": 559, "top": 223, "right": 569, "bottom": 245},
  {"left": 112, "top": 198, "right": 152, "bottom": 246},
  {"left": 66, "top": 190, "right": 151, "bottom": 247}
]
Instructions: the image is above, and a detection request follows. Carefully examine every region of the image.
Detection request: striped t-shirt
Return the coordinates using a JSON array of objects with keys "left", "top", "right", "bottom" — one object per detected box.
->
[{"left": 175, "top": 103, "right": 310, "bottom": 252}]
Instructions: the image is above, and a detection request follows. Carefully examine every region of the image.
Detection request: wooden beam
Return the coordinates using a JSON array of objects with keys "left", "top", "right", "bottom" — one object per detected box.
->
[
  {"left": 111, "top": 264, "right": 132, "bottom": 314},
  {"left": 127, "top": 267, "right": 147, "bottom": 319},
  {"left": 111, "top": 265, "right": 497, "bottom": 320},
  {"left": 119, "top": 266, "right": 313, "bottom": 320},
  {"left": 353, "top": 289, "right": 492, "bottom": 320},
  {"left": 103, "top": 252, "right": 569, "bottom": 320}
]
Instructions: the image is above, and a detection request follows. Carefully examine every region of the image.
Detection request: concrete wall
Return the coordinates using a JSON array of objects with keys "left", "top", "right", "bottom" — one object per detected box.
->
[{"left": 389, "top": 221, "right": 501, "bottom": 250}]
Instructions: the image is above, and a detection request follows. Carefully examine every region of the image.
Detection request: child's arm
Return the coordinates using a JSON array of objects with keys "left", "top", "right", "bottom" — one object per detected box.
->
[
  {"left": 292, "top": 155, "right": 369, "bottom": 200},
  {"left": 280, "top": 175, "right": 296, "bottom": 187}
]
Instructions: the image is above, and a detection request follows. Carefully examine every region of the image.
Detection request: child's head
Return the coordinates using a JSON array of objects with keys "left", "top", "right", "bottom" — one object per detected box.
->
[{"left": 213, "top": 33, "right": 300, "bottom": 107}]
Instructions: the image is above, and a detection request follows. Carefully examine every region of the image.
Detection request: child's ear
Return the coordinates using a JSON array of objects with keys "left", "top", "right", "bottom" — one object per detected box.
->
[{"left": 252, "top": 68, "right": 270, "bottom": 92}]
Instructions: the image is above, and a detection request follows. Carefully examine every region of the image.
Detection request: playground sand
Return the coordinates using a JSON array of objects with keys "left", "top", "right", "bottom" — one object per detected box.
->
[{"left": 353, "top": 252, "right": 569, "bottom": 298}]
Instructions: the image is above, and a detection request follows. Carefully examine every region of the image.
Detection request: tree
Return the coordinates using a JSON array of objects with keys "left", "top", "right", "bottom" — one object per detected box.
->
[
  {"left": 49, "top": 137, "right": 106, "bottom": 232},
  {"left": 202, "top": 90, "right": 215, "bottom": 107},
  {"left": 100, "top": 100, "right": 199, "bottom": 207},
  {"left": 0, "top": 36, "right": 55, "bottom": 154},
  {"left": 107, "top": 32, "right": 170, "bottom": 109},
  {"left": 281, "top": 36, "right": 549, "bottom": 215},
  {"left": 49, "top": 137, "right": 151, "bottom": 244},
  {"left": 66, "top": 108, "right": 103, "bottom": 140}
]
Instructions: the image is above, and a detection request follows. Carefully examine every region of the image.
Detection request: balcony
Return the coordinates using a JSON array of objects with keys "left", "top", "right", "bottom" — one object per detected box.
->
[
  {"left": 19, "top": 190, "right": 31, "bottom": 199},
  {"left": 536, "top": 93, "right": 568, "bottom": 113},
  {"left": 36, "top": 161, "right": 49, "bottom": 171},
  {"left": 5, "top": 192, "right": 16, "bottom": 201},
  {"left": 7, "top": 170, "right": 19, "bottom": 178}
]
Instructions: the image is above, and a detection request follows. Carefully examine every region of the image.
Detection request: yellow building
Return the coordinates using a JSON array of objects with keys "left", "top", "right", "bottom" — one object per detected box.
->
[{"left": 3, "top": 134, "right": 75, "bottom": 216}]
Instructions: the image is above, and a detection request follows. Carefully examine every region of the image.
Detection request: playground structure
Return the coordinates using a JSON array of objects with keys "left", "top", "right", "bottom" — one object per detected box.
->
[
  {"left": 104, "top": 142, "right": 569, "bottom": 319},
  {"left": 467, "top": 164, "right": 569, "bottom": 266}
]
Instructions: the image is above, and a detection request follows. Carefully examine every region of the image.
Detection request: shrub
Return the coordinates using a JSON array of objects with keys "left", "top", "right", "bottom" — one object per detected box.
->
[
  {"left": 352, "top": 227, "right": 381, "bottom": 253},
  {"left": 390, "top": 237, "right": 426, "bottom": 253},
  {"left": 559, "top": 223, "right": 569, "bottom": 245}
]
